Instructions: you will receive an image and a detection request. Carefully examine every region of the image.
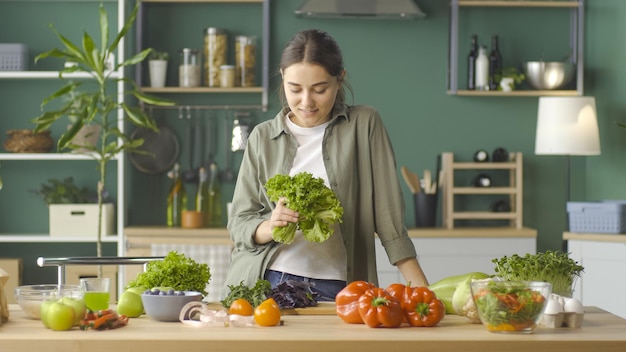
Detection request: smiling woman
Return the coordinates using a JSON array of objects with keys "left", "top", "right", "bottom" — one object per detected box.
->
[{"left": 225, "top": 28, "right": 429, "bottom": 300}]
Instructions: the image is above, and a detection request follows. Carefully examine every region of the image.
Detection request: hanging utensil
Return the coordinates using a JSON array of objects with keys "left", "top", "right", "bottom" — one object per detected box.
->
[
  {"left": 182, "top": 106, "right": 198, "bottom": 184},
  {"left": 128, "top": 108, "right": 180, "bottom": 175},
  {"left": 231, "top": 111, "right": 251, "bottom": 152},
  {"left": 220, "top": 111, "right": 237, "bottom": 183}
]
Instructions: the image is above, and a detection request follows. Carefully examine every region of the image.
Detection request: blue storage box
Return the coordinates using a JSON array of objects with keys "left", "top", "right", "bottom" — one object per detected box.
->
[{"left": 567, "top": 201, "right": 626, "bottom": 234}]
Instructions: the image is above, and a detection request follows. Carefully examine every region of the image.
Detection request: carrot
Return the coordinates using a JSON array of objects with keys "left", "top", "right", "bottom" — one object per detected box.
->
[{"left": 92, "top": 312, "right": 118, "bottom": 330}]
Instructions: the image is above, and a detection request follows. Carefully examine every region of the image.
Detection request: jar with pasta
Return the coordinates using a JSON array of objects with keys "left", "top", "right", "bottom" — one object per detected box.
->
[
  {"left": 204, "top": 27, "right": 228, "bottom": 87},
  {"left": 235, "top": 35, "right": 256, "bottom": 87}
]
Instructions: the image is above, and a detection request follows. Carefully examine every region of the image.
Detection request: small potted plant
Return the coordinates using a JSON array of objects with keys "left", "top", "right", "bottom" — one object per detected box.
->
[
  {"left": 148, "top": 51, "right": 169, "bottom": 88},
  {"left": 64, "top": 86, "right": 100, "bottom": 153},
  {"left": 33, "top": 177, "right": 114, "bottom": 238},
  {"left": 496, "top": 67, "right": 525, "bottom": 92}
]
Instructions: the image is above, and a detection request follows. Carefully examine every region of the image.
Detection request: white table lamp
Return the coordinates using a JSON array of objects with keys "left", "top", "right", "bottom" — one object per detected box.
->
[{"left": 534, "top": 96, "right": 601, "bottom": 238}]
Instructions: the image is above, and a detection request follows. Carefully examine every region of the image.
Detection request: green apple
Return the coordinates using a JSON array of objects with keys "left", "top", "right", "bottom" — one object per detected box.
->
[
  {"left": 126, "top": 286, "right": 147, "bottom": 296},
  {"left": 40, "top": 299, "right": 56, "bottom": 329},
  {"left": 47, "top": 300, "right": 76, "bottom": 331},
  {"left": 117, "top": 290, "right": 143, "bottom": 318},
  {"left": 61, "top": 296, "right": 86, "bottom": 326}
]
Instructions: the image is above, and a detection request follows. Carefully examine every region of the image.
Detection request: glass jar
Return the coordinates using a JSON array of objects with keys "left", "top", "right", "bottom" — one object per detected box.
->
[
  {"left": 204, "top": 27, "right": 228, "bottom": 87},
  {"left": 235, "top": 35, "right": 256, "bottom": 87},
  {"left": 220, "top": 65, "right": 235, "bottom": 88},
  {"left": 179, "top": 48, "right": 201, "bottom": 87}
]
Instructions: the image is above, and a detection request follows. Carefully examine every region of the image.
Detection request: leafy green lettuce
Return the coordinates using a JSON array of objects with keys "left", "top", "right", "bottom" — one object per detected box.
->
[
  {"left": 126, "top": 251, "right": 211, "bottom": 296},
  {"left": 265, "top": 172, "right": 343, "bottom": 244}
]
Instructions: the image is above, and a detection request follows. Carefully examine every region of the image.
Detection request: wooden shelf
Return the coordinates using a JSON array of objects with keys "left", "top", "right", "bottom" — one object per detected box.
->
[
  {"left": 442, "top": 152, "right": 523, "bottom": 229},
  {"left": 0, "top": 71, "right": 119, "bottom": 79},
  {"left": 458, "top": 1, "right": 580, "bottom": 8},
  {"left": 141, "top": 86, "right": 263, "bottom": 94},
  {"left": 449, "top": 89, "right": 579, "bottom": 97},
  {"left": 0, "top": 235, "right": 119, "bottom": 243}
]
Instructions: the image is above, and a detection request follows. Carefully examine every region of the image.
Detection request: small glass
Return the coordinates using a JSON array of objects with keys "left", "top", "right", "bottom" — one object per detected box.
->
[{"left": 80, "top": 277, "right": 111, "bottom": 311}]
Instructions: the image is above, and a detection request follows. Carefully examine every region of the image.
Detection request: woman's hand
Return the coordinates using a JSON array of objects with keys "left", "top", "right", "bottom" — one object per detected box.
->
[{"left": 254, "top": 197, "right": 299, "bottom": 244}]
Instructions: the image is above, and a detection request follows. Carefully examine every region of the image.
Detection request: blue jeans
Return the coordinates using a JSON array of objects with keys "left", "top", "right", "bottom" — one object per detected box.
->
[{"left": 264, "top": 269, "right": 346, "bottom": 302}]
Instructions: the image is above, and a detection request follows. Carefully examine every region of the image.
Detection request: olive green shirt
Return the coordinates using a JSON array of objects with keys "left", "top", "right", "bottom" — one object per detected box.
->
[{"left": 224, "top": 104, "right": 417, "bottom": 289}]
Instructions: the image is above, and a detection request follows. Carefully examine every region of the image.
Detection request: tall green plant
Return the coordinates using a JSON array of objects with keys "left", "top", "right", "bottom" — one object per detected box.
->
[{"left": 31, "top": 3, "right": 174, "bottom": 264}]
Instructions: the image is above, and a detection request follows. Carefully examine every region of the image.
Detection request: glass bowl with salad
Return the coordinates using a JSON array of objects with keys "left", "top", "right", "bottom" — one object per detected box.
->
[{"left": 470, "top": 279, "right": 552, "bottom": 333}]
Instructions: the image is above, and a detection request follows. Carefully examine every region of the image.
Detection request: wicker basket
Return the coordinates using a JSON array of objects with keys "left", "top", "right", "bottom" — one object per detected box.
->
[{"left": 3, "top": 129, "right": 54, "bottom": 153}]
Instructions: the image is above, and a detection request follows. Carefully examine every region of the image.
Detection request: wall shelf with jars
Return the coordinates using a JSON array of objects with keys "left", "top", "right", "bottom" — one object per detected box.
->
[
  {"left": 136, "top": 0, "right": 270, "bottom": 111},
  {"left": 447, "top": 0, "right": 584, "bottom": 97}
]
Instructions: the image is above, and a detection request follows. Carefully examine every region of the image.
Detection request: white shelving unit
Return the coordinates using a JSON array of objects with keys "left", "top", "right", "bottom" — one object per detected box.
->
[{"left": 0, "top": 0, "right": 127, "bottom": 248}]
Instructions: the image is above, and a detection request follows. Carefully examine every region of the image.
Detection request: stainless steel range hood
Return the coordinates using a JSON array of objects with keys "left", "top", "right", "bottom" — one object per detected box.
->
[{"left": 294, "top": 0, "right": 426, "bottom": 20}]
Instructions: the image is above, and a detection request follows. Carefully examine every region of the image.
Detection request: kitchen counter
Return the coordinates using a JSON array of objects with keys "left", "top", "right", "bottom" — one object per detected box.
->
[
  {"left": 124, "top": 226, "right": 536, "bottom": 240},
  {"left": 563, "top": 231, "right": 626, "bottom": 243},
  {"left": 2, "top": 305, "right": 625, "bottom": 352}
]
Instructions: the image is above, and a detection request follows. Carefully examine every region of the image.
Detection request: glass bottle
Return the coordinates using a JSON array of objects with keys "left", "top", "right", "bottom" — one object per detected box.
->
[
  {"left": 475, "top": 45, "right": 489, "bottom": 91},
  {"left": 166, "top": 163, "right": 187, "bottom": 227},
  {"left": 195, "top": 166, "right": 209, "bottom": 227},
  {"left": 489, "top": 35, "right": 503, "bottom": 91},
  {"left": 206, "top": 162, "right": 222, "bottom": 227},
  {"left": 467, "top": 35, "right": 478, "bottom": 90}
]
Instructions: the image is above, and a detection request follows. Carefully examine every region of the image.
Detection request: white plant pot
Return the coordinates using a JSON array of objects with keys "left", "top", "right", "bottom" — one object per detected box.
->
[
  {"left": 49, "top": 203, "right": 115, "bottom": 238},
  {"left": 149, "top": 60, "right": 168, "bottom": 88},
  {"left": 69, "top": 124, "right": 101, "bottom": 153}
]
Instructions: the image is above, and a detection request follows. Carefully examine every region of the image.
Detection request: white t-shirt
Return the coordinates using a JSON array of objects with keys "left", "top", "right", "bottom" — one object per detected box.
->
[{"left": 267, "top": 114, "right": 348, "bottom": 281}]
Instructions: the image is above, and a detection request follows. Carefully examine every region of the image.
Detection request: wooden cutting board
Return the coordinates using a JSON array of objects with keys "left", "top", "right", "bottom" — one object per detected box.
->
[{"left": 205, "top": 301, "right": 337, "bottom": 315}]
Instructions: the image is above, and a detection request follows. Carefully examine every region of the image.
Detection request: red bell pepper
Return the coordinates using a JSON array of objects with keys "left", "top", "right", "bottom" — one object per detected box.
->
[
  {"left": 402, "top": 286, "right": 445, "bottom": 327},
  {"left": 357, "top": 287, "right": 404, "bottom": 328},
  {"left": 335, "top": 280, "right": 376, "bottom": 324}
]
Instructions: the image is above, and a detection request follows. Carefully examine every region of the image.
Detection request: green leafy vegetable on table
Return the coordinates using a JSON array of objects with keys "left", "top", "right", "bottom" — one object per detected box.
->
[
  {"left": 221, "top": 279, "right": 272, "bottom": 308},
  {"left": 492, "top": 251, "right": 584, "bottom": 297},
  {"left": 265, "top": 172, "right": 343, "bottom": 244},
  {"left": 126, "top": 251, "right": 211, "bottom": 296}
]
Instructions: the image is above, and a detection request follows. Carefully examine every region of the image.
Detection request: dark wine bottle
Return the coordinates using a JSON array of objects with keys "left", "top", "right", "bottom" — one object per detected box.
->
[
  {"left": 489, "top": 35, "right": 503, "bottom": 91},
  {"left": 467, "top": 35, "right": 478, "bottom": 90}
]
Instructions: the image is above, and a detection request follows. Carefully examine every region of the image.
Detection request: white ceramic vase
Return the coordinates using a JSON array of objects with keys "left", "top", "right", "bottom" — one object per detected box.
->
[{"left": 149, "top": 60, "right": 168, "bottom": 88}]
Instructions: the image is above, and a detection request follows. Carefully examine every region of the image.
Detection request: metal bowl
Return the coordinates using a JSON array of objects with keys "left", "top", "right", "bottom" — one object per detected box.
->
[{"left": 524, "top": 61, "right": 575, "bottom": 90}]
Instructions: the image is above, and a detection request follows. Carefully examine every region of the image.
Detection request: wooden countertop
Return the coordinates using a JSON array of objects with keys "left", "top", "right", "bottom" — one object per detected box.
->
[
  {"left": 124, "top": 226, "right": 536, "bottom": 240},
  {"left": 563, "top": 231, "right": 626, "bottom": 243},
  {"left": 2, "top": 305, "right": 625, "bottom": 352}
]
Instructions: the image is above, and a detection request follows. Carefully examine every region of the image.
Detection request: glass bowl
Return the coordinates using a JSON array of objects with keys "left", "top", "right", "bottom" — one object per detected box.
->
[
  {"left": 14, "top": 284, "right": 83, "bottom": 319},
  {"left": 470, "top": 279, "right": 552, "bottom": 333}
]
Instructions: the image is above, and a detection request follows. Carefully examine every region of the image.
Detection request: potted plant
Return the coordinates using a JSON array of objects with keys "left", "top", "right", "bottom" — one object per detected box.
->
[
  {"left": 148, "top": 51, "right": 169, "bottom": 88},
  {"left": 33, "top": 178, "right": 114, "bottom": 238},
  {"left": 31, "top": 3, "right": 174, "bottom": 268},
  {"left": 65, "top": 86, "right": 101, "bottom": 153},
  {"left": 495, "top": 67, "right": 525, "bottom": 92}
]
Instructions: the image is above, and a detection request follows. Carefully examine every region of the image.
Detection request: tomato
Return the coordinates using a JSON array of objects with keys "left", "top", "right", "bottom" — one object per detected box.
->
[
  {"left": 229, "top": 298, "right": 254, "bottom": 316},
  {"left": 254, "top": 298, "right": 281, "bottom": 327}
]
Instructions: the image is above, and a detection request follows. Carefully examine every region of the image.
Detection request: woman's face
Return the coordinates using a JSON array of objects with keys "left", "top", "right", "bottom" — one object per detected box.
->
[{"left": 282, "top": 62, "right": 342, "bottom": 127}]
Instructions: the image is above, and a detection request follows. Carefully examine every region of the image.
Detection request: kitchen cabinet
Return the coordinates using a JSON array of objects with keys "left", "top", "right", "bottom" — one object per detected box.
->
[
  {"left": 564, "top": 232, "right": 626, "bottom": 319},
  {"left": 136, "top": 0, "right": 270, "bottom": 111},
  {"left": 0, "top": 1, "right": 126, "bottom": 249},
  {"left": 448, "top": 0, "right": 584, "bottom": 96},
  {"left": 441, "top": 152, "right": 523, "bottom": 229},
  {"left": 377, "top": 227, "right": 536, "bottom": 287}
]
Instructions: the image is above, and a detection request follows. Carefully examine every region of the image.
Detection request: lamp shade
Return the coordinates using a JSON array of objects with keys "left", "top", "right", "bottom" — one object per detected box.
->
[{"left": 535, "top": 96, "right": 601, "bottom": 155}]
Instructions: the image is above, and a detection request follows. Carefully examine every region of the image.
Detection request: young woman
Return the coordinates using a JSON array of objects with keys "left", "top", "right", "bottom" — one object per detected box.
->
[{"left": 224, "top": 29, "right": 428, "bottom": 301}]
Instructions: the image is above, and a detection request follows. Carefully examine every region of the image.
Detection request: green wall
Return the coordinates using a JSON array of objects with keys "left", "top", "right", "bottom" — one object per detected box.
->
[{"left": 1, "top": 0, "right": 625, "bottom": 284}]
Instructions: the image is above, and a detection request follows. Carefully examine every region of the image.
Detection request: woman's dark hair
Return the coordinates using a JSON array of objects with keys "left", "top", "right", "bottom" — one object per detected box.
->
[{"left": 278, "top": 29, "right": 352, "bottom": 107}]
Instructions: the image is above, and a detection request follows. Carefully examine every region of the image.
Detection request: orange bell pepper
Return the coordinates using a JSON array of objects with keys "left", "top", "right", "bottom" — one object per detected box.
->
[
  {"left": 335, "top": 280, "right": 376, "bottom": 324},
  {"left": 357, "top": 287, "right": 404, "bottom": 328},
  {"left": 402, "top": 286, "right": 445, "bottom": 327}
]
